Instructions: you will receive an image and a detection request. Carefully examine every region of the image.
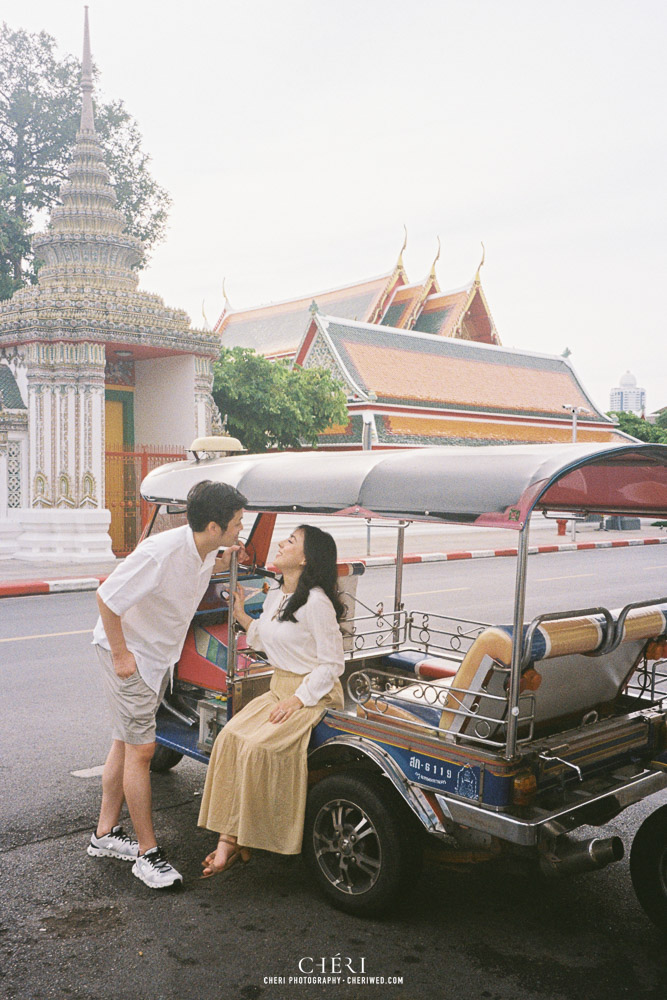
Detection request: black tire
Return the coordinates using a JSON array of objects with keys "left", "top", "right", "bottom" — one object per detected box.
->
[
  {"left": 303, "top": 772, "right": 422, "bottom": 916},
  {"left": 630, "top": 803, "right": 667, "bottom": 931},
  {"left": 150, "top": 745, "right": 184, "bottom": 773}
]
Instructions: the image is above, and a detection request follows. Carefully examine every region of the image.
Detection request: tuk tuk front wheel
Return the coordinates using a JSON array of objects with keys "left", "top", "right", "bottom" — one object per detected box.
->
[
  {"left": 150, "top": 745, "right": 184, "bottom": 773},
  {"left": 630, "top": 803, "right": 667, "bottom": 931},
  {"left": 303, "top": 772, "right": 421, "bottom": 916}
]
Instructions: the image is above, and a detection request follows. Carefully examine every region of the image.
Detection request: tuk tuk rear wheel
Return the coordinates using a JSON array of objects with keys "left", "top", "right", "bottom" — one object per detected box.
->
[
  {"left": 150, "top": 746, "right": 184, "bottom": 773},
  {"left": 630, "top": 803, "right": 667, "bottom": 930},
  {"left": 303, "top": 772, "right": 421, "bottom": 916}
]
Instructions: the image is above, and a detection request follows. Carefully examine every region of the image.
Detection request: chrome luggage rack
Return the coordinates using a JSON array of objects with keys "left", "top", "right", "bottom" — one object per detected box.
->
[
  {"left": 343, "top": 605, "right": 490, "bottom": 660},
  {"left": 626, "top": 654, "right": 667, "bottom": 705},
  {"left": 346, "top": 666, "right": 536, "bottom": 751},
  {"left": 408, "top": 611, "right": 491, "bottom": 657}
]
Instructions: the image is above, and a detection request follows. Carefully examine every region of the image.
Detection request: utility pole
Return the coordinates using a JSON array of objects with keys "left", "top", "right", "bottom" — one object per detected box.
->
[{"left": 562, "top": 404, "right": 590, "bottom": 540}]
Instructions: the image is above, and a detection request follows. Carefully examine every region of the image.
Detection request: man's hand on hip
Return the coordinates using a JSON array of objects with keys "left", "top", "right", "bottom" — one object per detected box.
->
[{"left": 113, "top": 650, "right": 138, "bottom": 679}]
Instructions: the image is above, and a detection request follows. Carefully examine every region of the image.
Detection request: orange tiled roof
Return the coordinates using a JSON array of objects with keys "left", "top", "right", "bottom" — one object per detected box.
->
[
  {"left": 316, "top": 317, "right": 609, "bottom": 422},
  {"left": 347, "top": 342, "right": 590, "bottom": 413},
  {"left": 216, "top": 273, "right": 394, "bottom": 357}
]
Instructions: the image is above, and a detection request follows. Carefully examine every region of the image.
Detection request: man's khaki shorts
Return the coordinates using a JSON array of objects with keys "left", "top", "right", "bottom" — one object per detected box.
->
[{"left": 95, "top": 645, "right": 169, "bottom": 745}]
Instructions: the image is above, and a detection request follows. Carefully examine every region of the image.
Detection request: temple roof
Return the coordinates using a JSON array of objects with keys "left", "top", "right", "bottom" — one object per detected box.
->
[
  {"left": 412, "top": 277, "right": 500, "bottom": 344},
  {"left": 0, "top": 364, "right": 26, "bottom": 410},
  {"left": 301, "top": 314, "right": 610, "bottom": 423},
  {"left": 216, "top": 272, "right": 397, "bottom": 357},
  {"left": 217, "top": 250, "right": 501, "bottom": 359}
]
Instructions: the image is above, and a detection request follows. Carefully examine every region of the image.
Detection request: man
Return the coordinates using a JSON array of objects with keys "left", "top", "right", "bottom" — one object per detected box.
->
[{"left": 88, "top": 480, "right": 247, "bottom": 888}]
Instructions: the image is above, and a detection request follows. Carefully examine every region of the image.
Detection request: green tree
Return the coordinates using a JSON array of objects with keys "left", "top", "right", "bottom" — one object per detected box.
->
[
  {"left": 0, "top": 23, "right": 170, "bottom": 294},
  {"left": 607, "top": 411, "right": 667, "bottom": 444},
  {"left": 212, "top": 347, "right": 350, "bottom": 453},
  {"left": 656, "top": 408, "right": 667, "bottom": 432}
]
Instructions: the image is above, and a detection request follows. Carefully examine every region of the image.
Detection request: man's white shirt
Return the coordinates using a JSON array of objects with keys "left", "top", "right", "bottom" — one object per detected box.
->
[{"left": 93, "top": 524, "right": 217, "bottom": 693}]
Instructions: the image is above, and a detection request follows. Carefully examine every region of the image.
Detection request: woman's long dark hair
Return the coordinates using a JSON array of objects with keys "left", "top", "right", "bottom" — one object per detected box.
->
[{"left": 278, "top": 524, "right": 346, "bottom": 623}]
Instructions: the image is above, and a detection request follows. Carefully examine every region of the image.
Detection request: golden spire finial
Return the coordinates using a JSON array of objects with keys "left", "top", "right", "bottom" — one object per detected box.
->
[
  {"left": 428, "top": 236, "right": 441, "bottom": 279},
  {"left": 396, "top": 224, "right": 408, "bottom": 271},
  {"left": 201, "top": 300, "right": 210, "bottom": 330},
  {"left": 475, "top": 241, "right": 486, "bottom": 282},
  {"left": 221, "top": 277, "right": 233, "bottom": 311}
]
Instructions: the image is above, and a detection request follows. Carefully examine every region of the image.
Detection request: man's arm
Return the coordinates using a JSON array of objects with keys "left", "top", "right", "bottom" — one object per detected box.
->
[
  {"left": 96, "top": 592, "right": 137, "bottom": 679},
  {"left": 213, "top": 543, "right": 249, "bottom": 574}
]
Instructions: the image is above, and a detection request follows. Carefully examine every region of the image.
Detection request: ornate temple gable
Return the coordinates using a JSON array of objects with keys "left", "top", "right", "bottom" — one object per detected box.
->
[
  {"left": 298, "top": 315, "right": 368, "bottom": 400},
  {"left": 456, "top": 281, "right": 501, "bottom": 345},
  {"left": 379, "top": 245, "right": 441, "bottom": 331},
  {"left": 410, "top": 247, "right": 501, "bottom": 345},
  {"left": 0, "top": 363, "right": 27, "bottom": 410},
  {"left": 412, "top": 277, "right": 500, "bottom": 345},
  {"left": 379, "top": 282, "right": 425, "bottom": 329},
  {"left": 366, "top": 242, "right": 408, "bottom": 324}
]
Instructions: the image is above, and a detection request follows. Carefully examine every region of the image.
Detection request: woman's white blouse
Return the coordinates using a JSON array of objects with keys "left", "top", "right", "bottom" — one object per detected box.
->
[{"left": 245, "top": 585, "right": 344, "bottom": 707}]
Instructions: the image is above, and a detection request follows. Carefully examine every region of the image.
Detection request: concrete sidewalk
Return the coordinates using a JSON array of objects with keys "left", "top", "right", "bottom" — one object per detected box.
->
[{"left": 1, "top": 515, "right": 665, "bottom": 598}]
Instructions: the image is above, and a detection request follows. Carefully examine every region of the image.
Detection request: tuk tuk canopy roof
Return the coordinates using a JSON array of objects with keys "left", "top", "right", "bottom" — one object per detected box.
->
[{"left": 140, "top": 442, "right": 667, "bottom": 530}]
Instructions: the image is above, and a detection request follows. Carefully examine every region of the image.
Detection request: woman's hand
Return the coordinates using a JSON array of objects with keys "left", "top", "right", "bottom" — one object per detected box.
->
[
  {"left": 231, "top": 584, "right": 252, "bottom": 631},
  {"left": 269, "top": 695, "right": 303, "bottom": 724}
]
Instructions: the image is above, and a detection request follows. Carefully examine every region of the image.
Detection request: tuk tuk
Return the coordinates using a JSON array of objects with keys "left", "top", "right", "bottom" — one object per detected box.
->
[{"left": 140, "top": 441, "right": 667, "bottom": 921}]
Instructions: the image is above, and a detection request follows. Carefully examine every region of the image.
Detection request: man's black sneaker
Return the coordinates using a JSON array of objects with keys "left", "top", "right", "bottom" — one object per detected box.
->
[
  {"left": 87, "top": 825, "right": 139, "bottom": 861},
  {"left": 132, "top": 847, "right": 183, "bottom": 889}
]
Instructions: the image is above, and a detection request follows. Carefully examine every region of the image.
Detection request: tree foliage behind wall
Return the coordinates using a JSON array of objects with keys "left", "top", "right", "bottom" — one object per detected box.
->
[
  {"left": 0, "top": 23, "right": 170, "bottom": 297},
  {"left": 212, "top": 347, "right": 350, "bottom": 453},
  {"left": 607, "top": 411, "right": 667, "bottom": 444}
]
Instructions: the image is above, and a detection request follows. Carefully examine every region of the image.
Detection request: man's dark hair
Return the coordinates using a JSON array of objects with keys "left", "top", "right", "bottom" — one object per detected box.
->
[{"left": 186, "top": 480, "right": 247, "bottom": 532}]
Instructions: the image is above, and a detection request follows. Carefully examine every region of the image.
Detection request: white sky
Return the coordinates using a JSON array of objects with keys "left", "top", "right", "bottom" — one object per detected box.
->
[{"left": 10, "top": 0, "right": 667, "bottom": 414}]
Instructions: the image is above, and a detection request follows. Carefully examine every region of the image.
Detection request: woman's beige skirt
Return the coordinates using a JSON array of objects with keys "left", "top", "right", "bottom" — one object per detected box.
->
[{"left": 198, "top": 668, "right": 344, "bottom": 854}]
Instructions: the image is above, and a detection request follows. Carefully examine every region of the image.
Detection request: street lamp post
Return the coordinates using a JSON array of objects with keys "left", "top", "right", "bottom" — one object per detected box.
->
[
  {"left": 361, "top": 394, "right": 377, "bottom": 555},
  {"left": 562, "top": 404, "right": 590, "bottom": 540}
]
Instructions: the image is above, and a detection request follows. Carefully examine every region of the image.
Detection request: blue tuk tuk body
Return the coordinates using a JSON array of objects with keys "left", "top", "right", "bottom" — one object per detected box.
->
[{"left": 142, "top": 443, "right": 667, "bottom": 920}]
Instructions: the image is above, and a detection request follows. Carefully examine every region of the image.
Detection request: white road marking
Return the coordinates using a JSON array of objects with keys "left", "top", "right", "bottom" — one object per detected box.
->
[
  {"left": 0, "top": 628, "right": 94, "bottom": 643},
  {"left": 70, "top": 765, "right": 105, "bottom": 778},
  {"left": 404, "top": 587, "right": 470, "bottom": 596},
  {"left": 534, "top": 574, "right": 595, "bottom": 582}
]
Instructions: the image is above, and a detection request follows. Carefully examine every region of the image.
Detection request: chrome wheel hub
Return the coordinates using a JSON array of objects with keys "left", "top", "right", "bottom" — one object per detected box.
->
[{"left": 312, "top": 797, "right": 381, "bottom": 896}]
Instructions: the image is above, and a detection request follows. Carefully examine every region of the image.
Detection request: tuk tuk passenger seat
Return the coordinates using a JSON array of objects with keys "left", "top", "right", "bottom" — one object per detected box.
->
[{"left": 357, "top": 603, "right": 667, "bottom": 741}]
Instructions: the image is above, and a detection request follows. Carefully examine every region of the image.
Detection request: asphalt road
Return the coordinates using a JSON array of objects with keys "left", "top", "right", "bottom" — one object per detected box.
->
[{"left": 1, "top": 547, "right": 667, "bottom": 1000}]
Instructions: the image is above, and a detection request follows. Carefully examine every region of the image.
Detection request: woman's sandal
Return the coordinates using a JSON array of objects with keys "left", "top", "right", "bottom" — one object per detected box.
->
[{"left": 200, "top": 835, "right": 251, "bottom": 879}]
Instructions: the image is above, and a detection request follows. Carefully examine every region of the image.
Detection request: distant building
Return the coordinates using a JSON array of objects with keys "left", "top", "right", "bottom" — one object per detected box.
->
[{"left": 609, "top": 371, "right": 646, "bottom": 415}]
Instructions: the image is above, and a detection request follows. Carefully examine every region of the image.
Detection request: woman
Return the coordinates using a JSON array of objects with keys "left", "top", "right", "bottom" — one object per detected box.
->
[{"left": 198, "top": 524, "right": 346, "bottom": 876}]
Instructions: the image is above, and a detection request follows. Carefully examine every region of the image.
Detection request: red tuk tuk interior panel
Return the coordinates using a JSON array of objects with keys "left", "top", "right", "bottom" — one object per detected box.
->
[
  {"left": 177, "top": 572, "right": 271, "bottom": 692},
  {"left": 177, "top": 624, "right": 259, "bottom": 693},
  {"left": 539, "top": 461, "right": 667, "bottom": 515}
]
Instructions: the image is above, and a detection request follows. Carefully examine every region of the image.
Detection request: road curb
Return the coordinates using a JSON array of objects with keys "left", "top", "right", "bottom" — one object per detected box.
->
[
  {"left": 1, "top": 535, "right": 665, "bottom": 598},
  {"left": 358, "top": 536, "right": 667, "bottom": 568},
  {"left": 0, "top": 576, "right": 107, "bottom": 599}
]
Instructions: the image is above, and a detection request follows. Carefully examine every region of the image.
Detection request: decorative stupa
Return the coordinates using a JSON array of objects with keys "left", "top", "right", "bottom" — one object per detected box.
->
[{"left": 0, "top": 8, "right": 220, "bottom": 561}]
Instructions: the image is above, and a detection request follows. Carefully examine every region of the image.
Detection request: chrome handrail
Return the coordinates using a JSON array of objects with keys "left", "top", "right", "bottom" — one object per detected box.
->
[{"left": 605, "top": 596, "right": 667, "bottom": 654}]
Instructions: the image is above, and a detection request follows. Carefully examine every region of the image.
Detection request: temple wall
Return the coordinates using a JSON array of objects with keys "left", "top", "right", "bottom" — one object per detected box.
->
[
  {"left": 26, "top": 342, "right": 105, "bottom": 508},
  {"left": 134, "top": 355, "right": 196, "bottom": 449}
]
